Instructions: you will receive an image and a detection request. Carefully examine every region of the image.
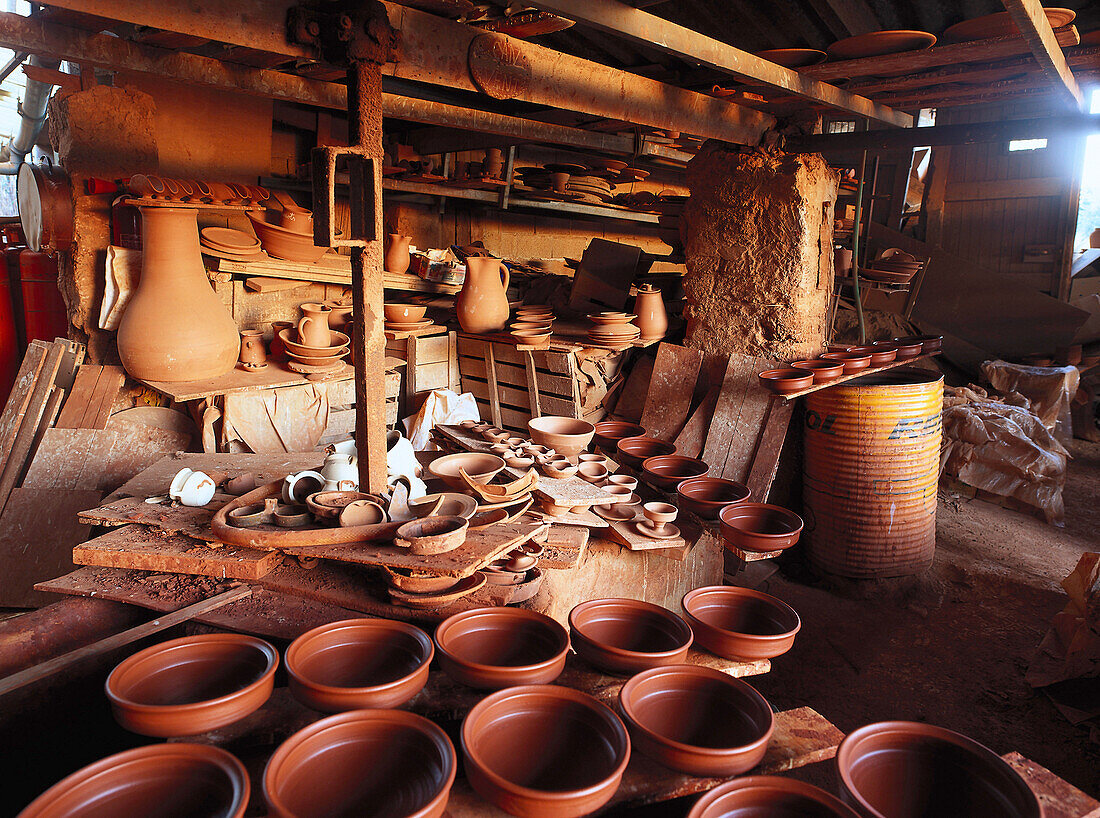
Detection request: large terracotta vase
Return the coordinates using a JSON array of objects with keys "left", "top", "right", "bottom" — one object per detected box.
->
[
  {"left": 457, "top": 257, "right": 510, "bottom": 334},
  {"left": 385, "top": 233, "right": 412, "bottom": 274},
  {"left": 633, "top": 284, "right": 668, "bottom": 340},
  {"left": 117, "top": 207, "right": 240, "bottom": 381}
]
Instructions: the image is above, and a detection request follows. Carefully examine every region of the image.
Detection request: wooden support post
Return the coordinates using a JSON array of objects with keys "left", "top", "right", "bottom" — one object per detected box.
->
[
  {"left": 524, "top": 351, "right": 541, "bottom": 418},
  {"left": 1001, "top": 0, "right": 1082, "bottom": 108}
]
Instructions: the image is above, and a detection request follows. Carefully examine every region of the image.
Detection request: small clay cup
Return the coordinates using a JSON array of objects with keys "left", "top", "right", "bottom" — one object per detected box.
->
[
  {"left": 688, "top": 776, "right": 861, "bottom": 818},
  {"left": 594, "top": 421, "right": 646, "bottom": 452},
  {"left": 641, "top": 501, "right": 678, "bottom": 535},
  {"left": 606, "top": 474, "right": 639, "bottom": 492},
  {"left": 641, "top": 455, "right": 709, "bottom": 490},
  {"left": 676, "top": 477, "right": 751, "bottom": 520},
  {"left": 616, "top": 436, "right": 676, "bottom": 469},
  {"left": 434, "top": 607, "right": 569, "bottom": 689},
  {"left": 395, "top": 515, "right": 469, "bottom": 555},
  {"left": 238, "top": 329, "right": 267, "bottom": 369},
  {"left": 106, "top": 633, "right": 279, "bottom": 737},
  {"left": 550, "top": 170, "right": 571, "bottom": 193},
  {"left": 619, "top": 665, "right": 774, "bottom": 776},
  {"left": 461, "top": 685, "right": 630, "bottom": 818},
  {"left": 791, "top": 359, "right": 844, "bottom": 383},
  {"left": 682, "top": 586, "right": 801, "bottom": 661},
  {"left": 821, "top": 351, "right": 872, "bottom": 374},
  {"left": 286, "top": 618, "right": 434, "bottom": 712},
  {"left": 569, "top": 598, "right": 693, "bottom": 675},
  {"left": 578, "top": 462, "right": 610, "bottom": 483},
  {"left": 718, "top": 502, "right": 803, "bottom": 553},
  {"left": 758, "top": 368, "right": 814, "bottom": 394},
  {"left": 527, "top": 416, "right": 596, "bottom": 462},
  {"left": 264, "top": 710, "right": 456, "bottom": 818}
]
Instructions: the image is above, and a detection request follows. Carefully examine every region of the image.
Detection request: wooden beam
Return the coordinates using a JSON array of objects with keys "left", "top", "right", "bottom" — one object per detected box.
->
[
  {"left": 1000, "top": 0, "right": 1082, "bottom": 107},
  {"left": 528, "top": 0, "right": 912, "bottom": 126}
]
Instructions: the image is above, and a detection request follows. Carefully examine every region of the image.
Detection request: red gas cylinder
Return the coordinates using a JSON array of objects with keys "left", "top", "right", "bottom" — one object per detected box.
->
[
  {"left": 19, "top": 249, "right": 68, "bottom": 344},
  {"left": 0, "top": 262, "right": 18, "bottom": 406}
]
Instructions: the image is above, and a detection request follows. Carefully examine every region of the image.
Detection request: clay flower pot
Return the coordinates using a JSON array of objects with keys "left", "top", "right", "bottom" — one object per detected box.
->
[
  {"left": 106, "top": 633, "right": 278, "bottom": 737},
  {"left": 682, "top": 586, "right": 801, "bottom": 661},
  {"left": 384, "top": 302, "right": 427, "bottom": 323},
  {"left": 434, "top": 607, "right": 569, "bottom": 689},
  {"left": 616, "top": 436, "right": 676, "bottom": 469},
  {"left": 569, "top": 598, "right": 693, "bottom": 675},
  {"left": 286, "top": 618, "right": 434, "bottom": 712},
  {"left": 676, "top": 477, "right": 751, "bottom": 520},
  {"left": 718, "top": 502, "right": 803, "bottom": 553},
  {"left": 836, "top": 722, "right": 1041, "bottom": 818},
  {"left": 527, "top": 416, "right": 596, "bottom": 462},
  {"left": 758, "top": 368, "right": 814, "bottom": 395},
  {"left": 264, "top": 710, "right": 456, "bottom": 818},
  {"left": 641, "top": 454, "right": 709, "bottom": 490},
  {"left": 18, "top": 744, "right": 249, "bottom": 818},
  {"left": 427, "top": 452, "right": 506, "bottom": 491},
  {"left": 791, "top": 359, "right": 844, "bottom": 383},
  {"left": 619, "top": 665, "right": 774, "bottom": 776},
  {"left": 688, "top": 776, "right": 860, "bottom": 818},
  {"left": 461, "top": 685, "right": 630, "bottom": 818},
  {"left": 395, "top": 515, "right": 469, "bottom": 555}
]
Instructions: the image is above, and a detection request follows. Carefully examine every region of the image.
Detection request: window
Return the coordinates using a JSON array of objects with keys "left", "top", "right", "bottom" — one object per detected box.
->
[
  {"left": 826, "top": 120, "right": 856, "bottom": 134},
  {"left": 1008, "top": 138, "right": 1048, "bottom": 152}
]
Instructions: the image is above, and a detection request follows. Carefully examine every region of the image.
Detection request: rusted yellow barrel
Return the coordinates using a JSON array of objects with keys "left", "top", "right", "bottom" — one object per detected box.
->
[{"left": 803, "top": 368, "right": 942, "bottom": 578}]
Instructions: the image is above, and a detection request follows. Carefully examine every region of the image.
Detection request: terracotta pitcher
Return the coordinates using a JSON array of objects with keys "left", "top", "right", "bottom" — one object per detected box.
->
[
  {"left": 633, "top": 284, "right": 668, "bottom": 341},
  {"left": 116, "top": 207, "right": 240, "bottom": 381},
  {"left": 385, "top": 233, "right": 412, "bottom": 274},
  {"left": 457, "top": 256, "right": 510, "bottom": 334},
  {"left": 297, "top": 303, "right": 332, "bottom": 347}
]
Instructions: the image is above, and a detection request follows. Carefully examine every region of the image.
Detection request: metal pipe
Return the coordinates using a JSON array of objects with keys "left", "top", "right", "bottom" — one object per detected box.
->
[
  {"left": 851, "top": 150, "right": 868, "bottom": 346},
  {"left": 0, "top": 54, "right": 60, "bottom": 174}
]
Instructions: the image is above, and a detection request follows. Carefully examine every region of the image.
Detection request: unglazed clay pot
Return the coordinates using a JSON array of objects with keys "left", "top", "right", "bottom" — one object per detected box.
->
[
  {"left": 384, "top": 302, "right": 427, "bottom": 323},
  {"left": 264, "top": 710, "right": 456, "bottom": 818},
  {"left": 384, "top": 233, "right": 412, "bottom": 274},
  {"left": 458, "top": 256, "right": 511, "bottom": 333},
  {"left": 238, "top": 329, "right": 267, "bottom": 369},
  {"left": 676, "top": 477, "right": 751, "bottom": 520},
  {"left": 758, "top": 368, "right": 814, "bottom": 394},
  {"left": 682, "top": 586, "right": 801, "bottom": 661},
  {"left": 461, "top": 685, "right": 630, "bottom": 818},
  {"left": 836, "top": 721, "right": 1041, "bottom": 818},
  {"left": 18, "top": 744, "right": 249, "bottom": 818},
  {"left": 569, "top": 598, "right": 693, "bottom": 675},
  {"left": 395, "top": 515, "right": 469, "bottom": 555},
  {"left": 434, "top": 607, "right": 569, "bottom": 689},
  {"left": 718, "top": 502, "right": 803, "bottom": 552},
  {"left": 527, "top": 416, "right": 595, "bottom": 462},
  {"left": 821, "top": 351, "right": 873, "bottom": 374},
  {"left": 632, "top": 283, "right": 668, "bottom": 340},
  {"left": 688, "top": 776, "right": 861, "bottom": 818},
  {"left": 593, "top": 421, "right": 646, "bottom": 451},
  {"left": 641, "top": 455, "right": 709, "bottom": 490},
  {"left": 616, "top": 436, "right": 676, "bottom": 469},
  {"left": 791, "top": 359, "right": 845, "bottom": 383},
  {"left": 116, "top": 207, "right": 240, "bottom": 381},
  {"left": 427, "top": 452, "right": 506, "bottom": 491}
]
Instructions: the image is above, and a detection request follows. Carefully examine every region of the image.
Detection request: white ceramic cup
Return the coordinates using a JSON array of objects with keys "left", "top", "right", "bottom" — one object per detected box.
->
[{"left": 283, "top": 470, "right": 325, "bottom": 503}]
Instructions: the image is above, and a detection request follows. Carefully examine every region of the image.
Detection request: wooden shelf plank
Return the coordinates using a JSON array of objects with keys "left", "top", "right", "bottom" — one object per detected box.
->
[
  {"left": 139, "top": 363, "right": 352, "bottom": 402},
  {"left": 774, "top": 352, "right": 941, "bottom": 403}
]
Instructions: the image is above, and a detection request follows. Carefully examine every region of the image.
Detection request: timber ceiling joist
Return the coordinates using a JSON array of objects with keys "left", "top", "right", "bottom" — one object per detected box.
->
[{"left": 1000, "top": 0, "right": 1083, "bottom": 107}]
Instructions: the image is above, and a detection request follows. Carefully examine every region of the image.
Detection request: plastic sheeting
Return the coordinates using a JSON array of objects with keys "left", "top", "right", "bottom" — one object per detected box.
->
[
  {"left": 981, "top": 360, "right": 1079, "bottom": 443},
  {"left": 221, "top": 382, "right": 332, "bottom": 453},
  {"left": 404, "top": 389, "right": 479, "bottom": 451}
]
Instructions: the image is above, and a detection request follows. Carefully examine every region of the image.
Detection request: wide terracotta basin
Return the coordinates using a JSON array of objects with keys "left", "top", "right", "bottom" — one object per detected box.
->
[
  {"left": 791, "top": 359, "right": 845, "bottom": 383},
  {"left": 758, "top": 368, "right": 814, "bottom": 394},
  {"left": 616, "top": 436, "right": 676, "bottom": 469},
  {"left": 895, "top": 334, "right": 943, "bottom": 353},
  {"left": 384, "top": 303, "right": 428, "bottom": 323},
  {"left": 688, "top": 776, "right": 860, "bottom": 818},
  {"left": 434, "top": 607, "right": 569, "bottom": 689},
  {"left": 264, "top": 710, "right": 456, "bottom": 818},
  {"left": 836, "top": 721, "right": 1041, "bottom": 818},
  {"left": 18, "top": 744, "right": 249, "bottom": 818},
  {"left": 718, "top": 502, "right": 803, "bottom": 553},
  {"left": 248, "top": 212, "right": 328, "bottom": 263},
  {"left": 848, "top": 345, "right": 896, "bottom": 365},
  {"left": 527, "top": 416, "right": 595, "bottom": 461},
  {"left": 676, "top": 477, "right": 751, "bottom": 520},
  {"left": 682, "top": 586, "right": 801, "bottom": 661},
  {"left": 106, "top": 633, "right": 278, "bottom": 737},
  {"left": 641, "top": 454, "right": 709, "bottom": 490},
  {"left": 285, "top": 618, "right": 434, "bottom": 712},
  {"left": 619, "top": 665, "right": 774, "bottom": 776},
  {"left": 885, "top": 340, "right": 923, "bottom": 359},
  {"left": 569, "top": 598, "right": 693, "bottom": 675},
  {"left": 427, "top": 452, "right": 506, "bottom": 490},
  {"left": 821, "top": 351, "right": 872, "bottom": 374},
  {"left": 593, "top": 421, "right": 646, "bottom": 451},
  {"left": 462, "top": 685, "right": 630, "bottom": 818}
]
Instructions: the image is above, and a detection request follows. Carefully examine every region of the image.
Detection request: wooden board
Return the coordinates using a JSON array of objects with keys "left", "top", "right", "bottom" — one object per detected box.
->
[
  {"left": 78, "top": 497, "right": 224, "bottom": 540},
  {"left": 0, "top": 488, "right": 103, "bottom": 608},
  {"left": 140, "top": 364, "right": 352, "bottom": 402},
  {"left": 744, "top": 399, "right": 795, "bottom": 503},
  {"left": 105, "top": 453, "right": 323, "bottom": 502},
  {"left": 540, "top": 524, "right": 589, "bottom": 568},
  {"left": 73, "top": 525, "right": 284, "bottom": 581},
  {"left": 531, "top": 508, "right": 608, "bottom": 527},
  {"left": 54, "top": 365, "right": 125, "bottom": 429},
  {"left": 0, "top": 342, "right": 49, "bottom": 482},
  {"left": 243, "top": 276, "right": 309, "bottom": 293},
  {"left": 639, "top": 342, "right": 704, "bottom": 442},
  {"left": 1002, "top": 752, "right": 1100, "bottom": 818},
  {"left": 605, "top": 508, "right": 688, "bottom": 552},
  {"left": 0, "top": 341, "right": 64, "bottom": 514},
  {"left": 673, "top": 382, "right": 720, "bottom": 458},
  {"left": 568, "top": 238, "right": 643, "bottom": 313}
]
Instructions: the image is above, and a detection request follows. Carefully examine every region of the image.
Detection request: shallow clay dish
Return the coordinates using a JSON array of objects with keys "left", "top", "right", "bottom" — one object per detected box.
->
[
  {"left": 569, "top": 598, "right": 693, "bottom": 675},
  {"left": 383, "top": 566, "right": 459, "bottom": 594},
  {"left": 827, "top": 30, "right": 936, "bottom": 60},
  {"left": 682, "top": 586, "right": 801, "bottom": 661},
  {"left": 527, "top": 416, "right": 596, "bottom": 461},
  {"left": 306, "top": 490, "right": 376, "bottom": 524},
  {"left": 390, "top": 572, "right": 487, "bottom": 609},
  {"left": 791, "top": 359, "right": 845, "bottom": 383},
  {"left": 884, "top": 340, "right": 922, "bottom": 360},
  {"left": 462, "top": 685, "right": 630, "bottom": 818},
  {"left": 641, "top": 454, "right": 709, "bottom": 490},
  {"left": 18, "top": 743, "right": 249, "bottom": 818},
  {"left": 616, "top": 436, "right": 676, "bottom": 469},
  {"left": 756, "top": 47, "right": 827, "bottom": 67},
  {"left": 434, "top": 607, "right": 569, "bottom": 689},
  {"left": 718, "top": 502, "right": 803, "bottom": 553},
  {"left": 848, "top": 345, "right": 896, "bottom": 366},
  {"left": 688, "top": 776, "right": 860, "bottom": 818},
  {"left": 428, "top": 452, "right": 506, "bottom": 490},
  {"left": 894, "top": 334, "right": 942, "bottom": 353},
  {"left": 943, "top": 8, "right": 1074, "bottom": 42},
  {"left": 264, "top": 709, "right": 456, "bottom": 818},
  {"left": 384, "top": 303, "right": 428, "bottom": 323},
  {"left": 286, "top": 618, "right": 434, "bottom": 712},
  {"left": 106, "top": 633, "right": 278, "bottom": 737},
  {"left": 248, "top": 212, "right": 329, "bottom": 263},
  {"left": 395, "top": 515, "right": 469, "bottom": 555},
  {"left": 836, "top": 721, "right": 1041, "bottom": 818},
  {"left": 676, "top": 477, "right": 751, "bottom": 520},
  {"left": 821, "top": 351, "right": 872, "bottom": 374},
  {"left": 619, "top": 664, "right": 774, "bottom": 776},
  {"left": 408, "top": 492, "right": 479, "bottom": 519},
  {"left": 758, "top": 368, "right": 814, "bottom": 395}
]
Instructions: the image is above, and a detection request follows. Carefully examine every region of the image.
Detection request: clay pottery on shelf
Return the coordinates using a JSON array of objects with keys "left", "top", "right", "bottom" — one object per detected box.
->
[
  {"left": 384, "top": 233, "right": 413, "bottom": 274},
  {"left": 791, "top": 359, "right": 844, "bottom": 383},
  {"left": 569, "top": 598, "right": 693, "bottom": 675},
  {"left": 632, "top": 283, "right": 668, "bottom": 340},
  {"left": 390, "top": 573, "right": 487, "bottom": 610},
  {"left": 894, "top": 334, "right": 942, "bottom": 353},
  {"left": 428, "top": 452, "right": 506, "bottom": 491},
  {"left": 550, "top": 171, "right": 570, "bottom": 193},
  {"left": 527, "top": 416, "right": 595, "bottom": 462},
  {"left": 943, "top": 8, "right": 1074, "bottom": 43},
  {"left": 263, "top": 709, "right": 456, "bottom": 818},
  {"left": 885, "top": 340, "right": 922, "bottom": 360},
  {"left": 821, "top": 351, "right": 872, "bottom": 374},
  {"left": 383, "top": 566, "right": 460, "bottom": 594},
  {"left": 18, "top": 744, "right": 250, "bottom": 818},
  {"left": 619, "top": 664, "right": 773, "bottom": 776},
  {"left": 640, "top": 501, "right": 678, "bottom": 535},
  {"left": 434, "top": 607, "right": 569, "bottom": 689},
  {"left": 682, "top": 586, "right": 801, "bottom": 661},
  {"left": 408, "top": 492, "right": 479, "bottom": 519},
  {"left": 758, "top": 368, "right": 814, "bottom": 395},
  {"left": 247, "top": 211, "right": 329, "bottom": 263},
  {"left": 297, "top": 302, "right": 332, "bottom": 347},
  {"left": 594, "top": 421, "right": 646, "bottom": 451},
  {"left": 606, "top": 473, "right": 639, "bottom": 492},
  {"left": 105, "top": 633, "right": 279, "bottom": 737},
  {"left": 826, "top": 30, "right": 936, "bottom": 61},
  {"left": 483, "top": 147, "right": 504, "bottom": 179},
  {"left": 688, "top": 776, "right": 860, "bottom": 818},
  {"left": 827, "top": 343, "right": 853, "bottom": 353},
  {"left": 276, "top": 205, "right": 312, "bottom": 235},
  {"left": 676, "top": 477, "right": 751, "bottom": 520},
  {"left": 127, "top": 173, "right": 167, "bottom": 198},
  {"left": 457, "top": 256, "right": 510, "bottom": 333},
  {"left": 848, "top": 345, "right": 896, "bottom": 366},
  {"left": 641, "top": 455, "right": 709, "bottom": 490},
  {"left": 719, "top": 502, "right": 803, "bottom": 553},
  {"left": 578, "top": 462, "right": 609, "bottom": 483},
  {"left": 116, "top": 207, "right": 240, "bottom": 382},
  {"left": 285, "top": 618, "right": 434, "bottom": 712},
  {"left": 269, "top": 320, "right": 294, "bottom": 360},
  {"left": 278, "top": 328, "right": 349, "bottom": 359},
  {"left": 461, "top": 685, "right": 630, "bottom": 818},
  {"left": 384, "top": 302, "right": 428, "bottom": 323},
  {"left": 324, "top": 300, "right": 353, "bottom": 328},
  {"left": 395, "top": 515, "right": 469, "bottom": 555},
  {"left": 238, "top": 329, "right": 267, "bottom": 369},
  {"left": 616, "top": 435, "right": 676, "bottom": 469},
  {"left": 836, "top": 721, "right": 1041, "bottom": 818},
  {"left": 512, "top": 328, "right": 552, "bottom": 345}
]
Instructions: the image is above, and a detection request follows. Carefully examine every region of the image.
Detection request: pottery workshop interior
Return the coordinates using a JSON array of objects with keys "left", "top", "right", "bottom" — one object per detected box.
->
[{"left": 2, "top": 0, "right": 1100, "bottom": 816}]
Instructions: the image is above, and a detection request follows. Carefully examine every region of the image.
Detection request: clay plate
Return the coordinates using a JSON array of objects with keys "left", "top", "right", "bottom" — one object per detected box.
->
[
  {"left": 383, "top": 566, "right": 460, "bottom": 593},
  {"left": 943, "top": 8, "right": 1074, "bottom": 42},
  {"left": 434, "top": 607, "right": 569, "bottom": 689},
  {"left": 389, "top": 572, "right": 486, "bottom": 609},
  {"left": 827, "top": 30, "right": 936, "bottom": 60},
  {"left": 569, "top": 598, "right": 693, "bottom": 675},
  {"left": 756, "top": 48, "right": 827, "bottom": 67},
  {"left": 682, "top": 586, "right": 801, "bottom": 661},
  {"left": 688, "top": 776, "right": 860, "bottom": 818},
  {"left": 718, "top": 502, "right": 803, "bottom": 553}
]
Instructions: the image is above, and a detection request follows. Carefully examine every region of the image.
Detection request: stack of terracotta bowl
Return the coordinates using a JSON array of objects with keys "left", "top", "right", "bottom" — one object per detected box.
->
[
  {"left": 588, "top": 312, "right": 640, "bottom": 349},
  {"left": 198, "top": 227, "right": 266, "bottom": 262},
  {"left": 510, "top": 304, "right": 554, "bottom": 346},
  {"left": 384, "top": 303, "right": 432, "bottom": 333},
  {"left": 278, "top": 304, "right": 350, "bottom": 376},
  {"left": 861, "top": 248, "right": 923, "bottom": 284},
  {"left": 247, "top": 205, "right": 329, "bottom": 264}
]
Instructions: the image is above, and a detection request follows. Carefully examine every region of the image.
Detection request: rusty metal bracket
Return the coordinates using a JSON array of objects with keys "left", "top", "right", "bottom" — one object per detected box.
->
[
  {"left": 288, "top": 0, "right": 396, "bottom": 66},
  {"left": 311, "top": 146, "right": 377, "bottom": 247}
]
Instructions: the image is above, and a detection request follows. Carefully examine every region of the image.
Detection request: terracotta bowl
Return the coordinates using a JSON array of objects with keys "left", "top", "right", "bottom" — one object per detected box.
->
[
  {"left": 106, "top": 634, "right": 278, "bottom": 737},
  {"left": 688, "top": 776, "right": 860, "bottom": 818},
  {"left": 384, "top": 303, "right": 428, "bottom": 323},
  {"left": 264, "top": 710, "right": 456, "bottom": 818},
  {"left": 383, "top": 566, "right": 459, "bottom": 594},
  {"left": 676, "top": 477, "right": 751, "bottom": 520},
  {"left": 285, "top": 618, "right": 434, "bottom": 713},
  {"left": 593, "top": 421, "right": 646, "bottom": 451},
  {"left": 462, "top": 685, "right": 630, "bottom": 818},
  {"left": 569, "top": 598, "right": 693, "bottom": 675},
  {"left": 434, "top": 607, "right": 569, "bottom": 689},
  {"left": 885, "top": 340, "right": 923, "bottom": 359},
  {"left": 641, "top": 454, "right": 709, "bottom": 490},
  {"left": 306, "top": 490, "right": 376, "bottom": 524},
  {"left": 408, "top": 492, "right": 479, "bottom": 519},
  {"left": 848, "top": 345, "right": 896, "bottom": 366},
  {"left": 427, "top": 452, "right": 506, "bottom": 491},
  {"left": 827, "top": 343, "right": 853, "bottom": 353},
  {"left": 527, "top": 416, "right": 596, "bottom": 461},
  {"left": 616, "top": 436, "right": 676, "bottom": 469},
  {"left": 682, "top": 586, "right": 801, "bottom": 661},
  {"left": 758, "top": 368, "right": 814, "bottom": 395},
  {"left": 248, "top": 212, "right": 328, "bottom": 264},
  {"left": 619, "top": 665, "right": 774, "bottom": 776},
  {"left": 896, "top": 334, "right": 942, "bottom": 352},
  {"left": 718, "top": 502, "right": 803, "bottom": 553},
  {"left": 19, "top": 744, "right": 249, "bottom": 818},
  {"left": 836, "top": 721, "right": 1041, "bottom": 818},
  {"left": 791, "top": 359, "right": 845, "bottom": 383},
  {"left": 512, "top": 328, "right": 552, "bottom": 345},
  {"left": 510, "top": 320, "right": 553, "bottom": 332},
  {"left": 821, "top": 351, "right": 872, "bottom": 374},
  {"left": 395, "top": 515, "right": 469, "bottom": 555}
]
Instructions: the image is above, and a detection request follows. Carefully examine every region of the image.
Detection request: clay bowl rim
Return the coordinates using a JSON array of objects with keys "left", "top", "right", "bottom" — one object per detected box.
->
[
  {"left": 18, "top": 743, "right": 250, "bottom": 818},
  {"left": 434, "top": 607, "right": 570, "bottom": 679},
  {"left": 718, "top": 502, "right": 804, "bottom": 544},
  {"left": 263, "top": 709, "right": 457, "bottom": 818},
  {"left": 527, "top": 415, "right": 596, "bottom": 441},
  {"left": 105, "top": 633, "right": 279, "bottom": 716},
  {"left": 594, "top": 421, "right": 647, "bottom": 444},
  {"left": 641, "top": 455, "right": 710, "bottom": 488},
  {"left": 790, "top": 359, "right": 845, "bottom": 381},
  {"left": 687, "top": 775, "right": 861, "bottom": 818},
  {"left": 407, "top": 492, "right": 479, "bottom": 519},
  {"left": 461, "top": 683, "right": 631, "bottom": 804},
  {"left": 285, "top": 618, "right": 434, "bottom": 701},
  {"left": 569, "top": 598, "right": 694, "bottom": 666},
  {"left": 428, "top": 452, "right": 507, "bottom": 487},
  {"left": 821, "top": 351, "right": 872, "bottom": 371},
  {"left": 278, "top": 327, "right": 350, "bottom": 355},
  {"left": 384, "top": 303, "right": 429, "bottom": 322},
  {"left": 676, "top": 477, "right": 751, "bottom": 514},
  {"left": 758, "top": 368, "right": 815, "bottom": 392},
  {"left": 682, "top": 586, "right": 802, "bottom": 649},
  {"left": 616, "top": 436, "right": 676, "bottom": 466}
]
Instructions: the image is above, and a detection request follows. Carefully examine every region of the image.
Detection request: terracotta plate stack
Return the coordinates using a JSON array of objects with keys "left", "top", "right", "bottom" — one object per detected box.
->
[
  {"left": 278, "top": 327, "right": 349, "bottom": 376},
  {"left": 567, "top": 172, "right": 616, "bottom": 204},
  {"left": 861, "top": 248, "right": 923, "bottom": 284},
  {"left": 588, "top": 311, "right": 640, "bottom": 348},
  {"left": 199, "top": 227, "right": 266, "bottom": 262},
  {"left": 510, "top": 304, "right": 555, "bottom": 345}
]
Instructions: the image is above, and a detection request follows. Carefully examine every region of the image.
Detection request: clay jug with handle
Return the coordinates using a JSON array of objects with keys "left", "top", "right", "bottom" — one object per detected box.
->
[
  {"left": 457, "top": 257, "right": 510, "bottom": 333},
  {"left": 384, "top": 234, "right": 412, "bottom": 274},
  {"left": 633, "top": 284, "right": 668, "bottom": 341},
  {"left": 297, "top": 302, "right": 332, "bottom": 347}
]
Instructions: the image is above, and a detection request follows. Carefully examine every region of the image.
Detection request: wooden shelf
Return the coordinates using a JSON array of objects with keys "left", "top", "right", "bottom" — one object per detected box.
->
[
  {"left": 214, "top": 258, "right": 461, "bottom": 294},
  {"left": 140, "top": 362, "right": 352, "bottom": 402},
  {"left": 773, "top": 352, "right": 941, "bottom": 403}
]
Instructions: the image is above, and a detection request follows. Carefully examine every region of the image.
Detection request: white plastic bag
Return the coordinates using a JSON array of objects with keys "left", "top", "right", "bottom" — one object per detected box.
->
[{"left": 404, "top": 389, "right": 480, "bottom": 451}]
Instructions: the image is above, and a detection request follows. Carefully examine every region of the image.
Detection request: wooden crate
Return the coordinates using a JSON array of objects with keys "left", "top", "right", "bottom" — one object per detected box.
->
[
  {"left": 386, "top": 330, "right": 460, "bottom": 418},
  {"left": 319, "top": 370, "right": 400, "bottom": 446}
]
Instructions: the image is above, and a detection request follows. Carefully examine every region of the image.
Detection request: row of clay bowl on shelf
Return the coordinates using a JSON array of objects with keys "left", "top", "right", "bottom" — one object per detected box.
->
[{"left": 758, "top": 334, "right": 945, "bottom": 395}]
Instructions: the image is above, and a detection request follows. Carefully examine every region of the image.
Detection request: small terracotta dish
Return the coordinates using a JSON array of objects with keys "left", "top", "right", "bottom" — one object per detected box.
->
[
  {"left": 383, "top": 566, "right": 459, "bottom": 594},
  {"left": 719, "top": 502, "right": 803, "bottom": 553},
  {"left": 569, "top": 598, "right": 693, "bottom": 675},
  {"left": 306, "top": 490, "right": 376, "bottom": 524},
  {"left": 821, "top": 351, "right": 873, "bottom": 374},
  {"left": 395, "top": 515, "right": 469, "bottom": 555},
  {"left": 428, "top": 452, "right": 506, "bottom": 490},
  {"left": 682, "top": 586, "right": 801, "bottom": 661},
  {"left": 384, "top": 303, "right": 428, "bottom": 323},
  {"left": 687, "top": 776, "right": 860, "bottom": 818},
  {"left": 791, "top": 359, "right": 845, "bottom": 383},
  {"left": 408, "top": 492, "right": 479, "bottom": 519},
  {"left": 676, "top": 477, "right": 751, "bottom": 520},
  {"left": 594, "top": 420, "right": 646, "bottom": 451},
  {"left": 848, "top": 345, "right": 896, "bottom": 366},
  {"left": 578, "top": 462, "right": 609, "bottom": 483},
  {"left": 606, "top": 474, "right": 639, "bottom": 492},
  {"left": 434, "top": 607, "right": 569, "bottom": 689},
  {"left": 641, "top": 455, "right": 709, "bottom": 490},
  {"left": 616, "top": 436, "right": 676, "bottom": 469},
  {"left": 886, "top": 340, "right": 922, "bottom": 359},
  {"left": 338, "top": 499, "right": 386, "bottom": 527},
  {"left": 390, "top": 573, "right": 486, "bottom": 609},
  {"left": 758, "top": 368, "right": 814, "bottom": 394}
]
